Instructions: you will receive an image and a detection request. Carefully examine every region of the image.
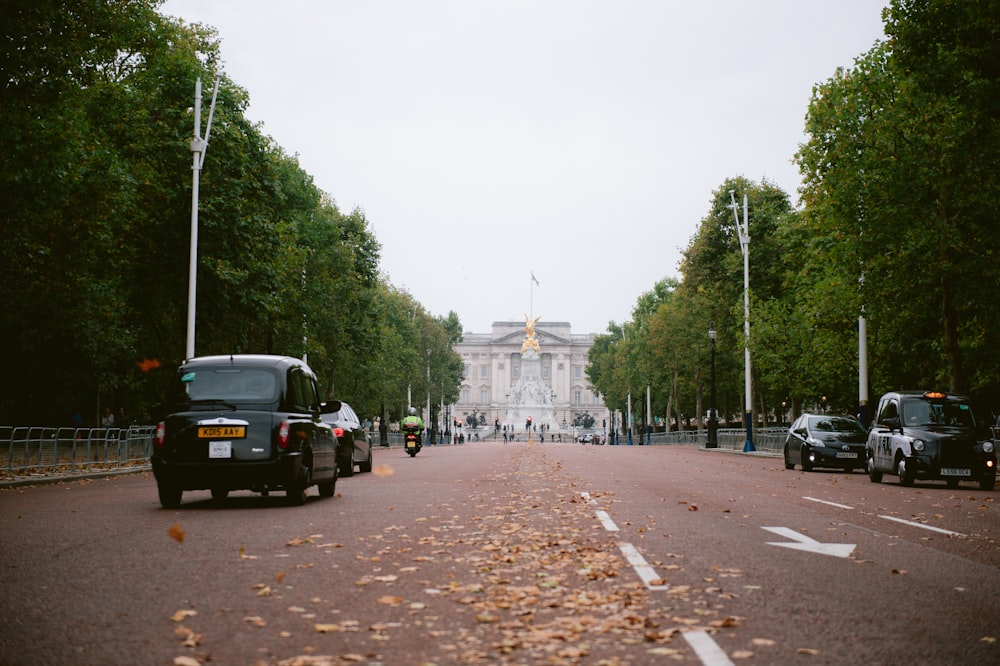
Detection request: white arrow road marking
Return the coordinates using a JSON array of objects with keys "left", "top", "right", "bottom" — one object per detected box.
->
[{"left": 762, "top": 526, "right": 856, "bottom": 558}]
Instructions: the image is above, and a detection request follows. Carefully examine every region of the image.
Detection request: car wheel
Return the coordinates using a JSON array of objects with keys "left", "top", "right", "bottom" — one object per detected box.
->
[
  {"left": 211, "top": 488, "right": 228, "bottom": 502},
  {"left": 980, "top": 474, "right": 996, "bottom": 491},
  {"left": 359, "top": 443, "right": 373, "bottom": 473},
  {"left": 318, "top": 466, "right": 337, "bottom": 498},
  {"left": 340, "top": 448, "right": 355, "bottom": 477},
  {"left": 867, "top": 456, "right": 883, "bottom": 483},
  {"left": 801, "top": 450, "right": 813, "bottom": 472},
  {"left": 158, "top": 482, "right": 182, "bottom": 509},
  {"left": 783, "top": 446, "right": 795, "bottom": 470},
  {"left": 896, "top": 456, "right": 915, "bottom": 487},
  {"left": 287, "top": 468, "right": 309, "bottom": 506}
]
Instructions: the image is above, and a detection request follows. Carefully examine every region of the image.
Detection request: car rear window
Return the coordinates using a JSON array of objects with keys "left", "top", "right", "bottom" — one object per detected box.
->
[{"left": 172, "top": 367, "right": 279, "bottom": 404}]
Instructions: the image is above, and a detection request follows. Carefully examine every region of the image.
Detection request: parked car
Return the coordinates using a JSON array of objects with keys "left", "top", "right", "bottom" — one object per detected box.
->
[
  {"left": 321, "top": 400, "right": 372, "bottom": 477},
  {"left": 865, "top": 390, "right": 996, "bottom": 490},
  {"left": 784, "top": 414, "right": 867, "bottom": 472},
  {"left": 151, "top": 355, "right": 338, "bottom": 507}
]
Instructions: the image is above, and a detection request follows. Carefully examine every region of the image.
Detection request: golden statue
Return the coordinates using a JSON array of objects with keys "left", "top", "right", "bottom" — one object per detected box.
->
[{"left": 521, "top": 314, "right": 541, "bottom": 353}]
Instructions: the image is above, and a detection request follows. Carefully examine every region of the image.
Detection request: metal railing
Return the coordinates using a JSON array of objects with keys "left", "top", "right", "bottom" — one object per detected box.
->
[
  {"left": 1, "top": 425, "right": 155, "bottom": 479},
  {"left": 641, "top": 427, "right": 787, "bottom": 451}
]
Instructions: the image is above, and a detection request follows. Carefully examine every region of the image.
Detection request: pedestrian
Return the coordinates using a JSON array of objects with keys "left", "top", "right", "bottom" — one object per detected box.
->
[{"left": 101, "top": 407, "right": 115, "bottom": 428}]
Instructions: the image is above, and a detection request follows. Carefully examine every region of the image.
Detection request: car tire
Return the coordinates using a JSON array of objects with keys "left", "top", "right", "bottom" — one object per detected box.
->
[
  {"left": 318, "top": 467, "right": 337, "bottom": 498},
  {"left": 340, "top": 449, "right": 355, "bottom": 477},
  {"left": 896, "top": 456, "right": 915, "bottom": 487},
  {"left": 867, "top": 456, "right": 883, "bottom": 483},
  {"left": 783, "top": 446, "right": 795, "bottom": 470},
  {"left": 158, "top": 482, "right": 182, "bottom": 509},
  {"left": 359, "top": 442, "right": 373, "bottom": 473},
  {"left": 286, "top": 468, "right": 309, "bottom": 506}
]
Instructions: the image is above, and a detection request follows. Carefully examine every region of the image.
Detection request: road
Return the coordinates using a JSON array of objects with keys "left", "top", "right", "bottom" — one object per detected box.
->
[{"left": 1, "top": 441, "right": 997, "bottom": 665}]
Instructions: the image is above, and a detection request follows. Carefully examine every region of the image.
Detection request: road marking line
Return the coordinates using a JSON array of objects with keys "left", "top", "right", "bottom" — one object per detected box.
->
[
  {"left": 684, "top": 629, "right": 735, "bottom": 666},
  {"left": 803, "top": 496, "right": 854, "bottom": 510},
  {"left": 879, "top": 515, "right": 965, "bottom": 537},
  {"left": 581, "top": 491, "right": 593, "bottom": 503},
  {"left": 618, "top": 543, "right": 669, "bottom": 590},
  {"left": 595, "top": 510, "right": 619, "bottom": 532},
  {"left": 762, "top": 526, "right": 856, "bottom": 558}
]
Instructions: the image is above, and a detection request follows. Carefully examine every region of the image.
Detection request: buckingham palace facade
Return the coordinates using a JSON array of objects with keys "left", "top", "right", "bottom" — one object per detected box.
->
[{"left": 452, "top": 320, "right": 605, "bottom": 432}]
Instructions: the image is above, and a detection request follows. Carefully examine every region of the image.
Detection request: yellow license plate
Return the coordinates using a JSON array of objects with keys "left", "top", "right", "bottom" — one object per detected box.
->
[{"left": 198, "top": 426, "right": 246, "bottom": 439}]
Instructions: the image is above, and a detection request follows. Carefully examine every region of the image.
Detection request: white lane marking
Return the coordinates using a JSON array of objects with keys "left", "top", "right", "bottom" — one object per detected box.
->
[
  {"left": 879, "top": 515, "right": 965, "bottom": 537},
  {"left": 618, "top": 543, "right": 669, "bottom": 590},
  {"left": 762, "top": 526, "right": 856, "bottom": 558},
  {"left": 581, "top": 491, "right": 593, "bottom": 503},
  {"left": 684, "top": 630, "right": 736, "bottom": 666},
  {"left": 594, "top": 510, "right": 619, "bottom": 532},
  {"left": 803, "top": 496, "right": 854, "bottom": 510}
]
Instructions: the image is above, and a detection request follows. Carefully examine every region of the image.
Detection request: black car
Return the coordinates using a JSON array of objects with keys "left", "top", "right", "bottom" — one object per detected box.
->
[
  {"left": 151, "top": 355, "right": 339, "bottom": 507},
  {"left": 320, "top": 400, "right": 372, "bottom": 477},
  {"left": 866, "top": 391, "right": 996, "bottom": 490},
  {"left": 784, "top": 413, "right": 867, "bottom": 472}
]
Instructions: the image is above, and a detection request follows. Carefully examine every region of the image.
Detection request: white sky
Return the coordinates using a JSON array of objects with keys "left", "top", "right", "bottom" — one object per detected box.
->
[{"left": 161, "top": 0, "right": 888, "bottom": 335}]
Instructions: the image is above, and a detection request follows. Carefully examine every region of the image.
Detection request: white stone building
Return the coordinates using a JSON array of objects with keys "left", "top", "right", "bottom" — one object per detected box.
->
[{"left": 450, "top": 320, "right": 605, "bottom": 435}]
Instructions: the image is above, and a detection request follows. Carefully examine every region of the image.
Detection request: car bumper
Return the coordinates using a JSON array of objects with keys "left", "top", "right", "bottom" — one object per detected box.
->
[
  {"left": 905, "top": 454, "right": 996, "bottom": 481},
  {"left": 151, "top": 452, "right": 305, "bottom": 492},
  {"left": 805, "top": 447, "right": 865, "bottom": 469}
]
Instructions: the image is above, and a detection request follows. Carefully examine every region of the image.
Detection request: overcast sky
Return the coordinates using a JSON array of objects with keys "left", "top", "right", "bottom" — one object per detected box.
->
[{"left": 161, "top": 0, "right": 888, "bottom": 335}]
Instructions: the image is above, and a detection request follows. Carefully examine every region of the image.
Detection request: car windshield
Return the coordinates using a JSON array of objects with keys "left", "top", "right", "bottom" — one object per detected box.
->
[
  {"left": 809, "top": 416, "right": 864, "bottom": 433},
  {"left": 172, "top": 367, "right": 279, "bottom": 403},
  {"left": 901, "top": 398, "right": 975, "bottom": 428}
]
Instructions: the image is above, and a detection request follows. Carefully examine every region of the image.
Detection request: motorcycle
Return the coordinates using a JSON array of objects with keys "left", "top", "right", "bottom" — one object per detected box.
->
[{"left": 403, "top": 426, "right": 421, "bottom": 457}]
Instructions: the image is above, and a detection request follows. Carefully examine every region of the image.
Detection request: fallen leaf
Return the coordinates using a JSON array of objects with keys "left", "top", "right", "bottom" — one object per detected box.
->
[
  {"left": 170, "top": 610, "right": 197, "bottom": 622},
  {"left": 796, "top": 647, "right": 820, "bottom": 655},
  {"left": 373, "top": 464, "right": 394, "bottom": 477},
  {"left": 314, "top": 623, "right": 342, "bottom": 633},
  {"left": 244, "top": 616, "right": 267, "bottom": 628},
  {"left": 752, "top": 638, "right": 777, "bottom": 646},
  {"left": 377, "top": 595, "right": 403, "bottom": 606},
  {"left": 167, "top": 523, "right": 185, "bottom": 543},
  {"left": 173, "top": 657, "right": 200, "bottom": 666}
]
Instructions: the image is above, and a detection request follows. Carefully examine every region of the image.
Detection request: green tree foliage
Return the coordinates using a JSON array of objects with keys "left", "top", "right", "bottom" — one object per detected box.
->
[
  {"left": 591, "top": 2, "right": 1000, "bottom": 428},
  {"left": 0, "top": 1, "right": 462, "bottom": 426}
]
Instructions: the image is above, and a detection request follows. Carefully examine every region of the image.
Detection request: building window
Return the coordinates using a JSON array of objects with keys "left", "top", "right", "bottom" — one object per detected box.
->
[
  {"left": 463, "top": 364, "right": 470, "bottom": 378},
  {"left": 480, "top": 389, "right": 488, "bottom": 404},
  {"left": 480, "top": 365, "right": 488, "bottom": 379},
  {"left": 573, "top": 391, "right": 581, "bottom": 405},
  {"left": 461, "top": 389, "right": 469, "bottom": 404},
  {"left": 574, "top": 366, "right": 582, "bottom": 379}
]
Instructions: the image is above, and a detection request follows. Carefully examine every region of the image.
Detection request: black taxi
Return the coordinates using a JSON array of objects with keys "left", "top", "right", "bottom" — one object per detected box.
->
[
  {"left": 865, "top": 391, "right": 996, "bottom": 490},
  {"left": 151, "top": 355, "right": 339, "bottom": 507}
]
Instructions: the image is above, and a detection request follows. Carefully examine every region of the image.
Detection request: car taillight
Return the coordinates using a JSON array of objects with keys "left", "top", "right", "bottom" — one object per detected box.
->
[
  {"left": 278, "top": 420, "right": 290, "bottom": 449},
  {"left": 333, "top": 427, "right": 345, "bottom": 438},
  {"left": 154, "top": 422, "right": 165, "bottom": 449}
]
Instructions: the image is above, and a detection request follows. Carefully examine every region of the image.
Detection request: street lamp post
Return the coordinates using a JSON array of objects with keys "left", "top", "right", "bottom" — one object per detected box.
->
[{"left": 707, "top": 322, "right": 718, "bottom": 448}]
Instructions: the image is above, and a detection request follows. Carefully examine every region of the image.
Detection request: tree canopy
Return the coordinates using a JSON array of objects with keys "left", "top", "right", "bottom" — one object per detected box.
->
[
  {"left": 589, "top": 0, "right": 1000, "bottom": 429},
  {"left": 0, "top": 0, "right": 463, "bottom": 426}
]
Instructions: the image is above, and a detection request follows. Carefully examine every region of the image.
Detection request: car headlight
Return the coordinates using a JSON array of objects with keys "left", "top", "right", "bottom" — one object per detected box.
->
[
  {"left": 912, "top": 439, "right": 925, "bottom": 452},
  {"left": 983, "top": 441, "right": 995, "bottom": 454}
]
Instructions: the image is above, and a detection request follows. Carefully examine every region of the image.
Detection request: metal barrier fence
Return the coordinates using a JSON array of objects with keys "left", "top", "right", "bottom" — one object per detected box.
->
[
  {"left": 1, "top": 425, "right": 155, "bottom": 479},
  {"left": 645, "top": 427, "right": 787, "bottom": 451}
]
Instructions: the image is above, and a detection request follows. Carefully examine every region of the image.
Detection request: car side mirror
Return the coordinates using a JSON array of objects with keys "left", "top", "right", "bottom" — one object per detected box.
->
[
  {"left": 320, "top": 400, "right": 342, "bottom": 414},
  {"left": 883, "top": 417, "right": 901, "bottom": 431}
]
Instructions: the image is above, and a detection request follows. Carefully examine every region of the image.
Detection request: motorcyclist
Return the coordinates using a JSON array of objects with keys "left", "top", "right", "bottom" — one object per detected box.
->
[{"left": 402, "top": 407, "right": 424, "bottom": 446}]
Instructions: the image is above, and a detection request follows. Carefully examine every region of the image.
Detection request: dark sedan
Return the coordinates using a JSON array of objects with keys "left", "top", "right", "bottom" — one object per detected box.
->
[
  {"left": 784, "top": 413, "right": 867, "bottom": 472},
  {"left": 151, "top": 355, "right": 338, "bottom": 507},
  {"left": 321, "top": 400, "right": 372, "bottom": 477}
]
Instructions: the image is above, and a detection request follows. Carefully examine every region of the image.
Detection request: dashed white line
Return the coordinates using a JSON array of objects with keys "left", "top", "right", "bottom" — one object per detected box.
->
[
  {"left": 803, "top": 496, "right": 854, "bottom": 510},
  {"left": 618, "top": 543, "right": 669, "bottom": 591},
  {"left": 684, "top": 630, "right": 736, "bottom": 666},
  {"left": 594, "top": 510, "right": 619, "bottom": 531},
  {"left": 879, "top": 515, "right": 965, "bottom": 537}
]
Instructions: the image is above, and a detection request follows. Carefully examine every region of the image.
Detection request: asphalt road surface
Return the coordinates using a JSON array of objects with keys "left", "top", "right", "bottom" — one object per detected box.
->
[{"left": 1, "top": 441, "right": 997, "bottom": 665}]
